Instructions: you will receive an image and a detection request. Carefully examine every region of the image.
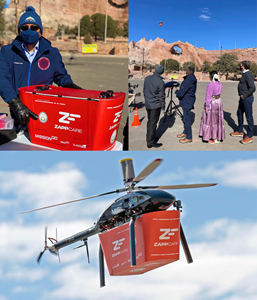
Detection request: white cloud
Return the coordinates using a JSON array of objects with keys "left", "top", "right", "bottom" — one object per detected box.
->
[
  {"left": 155, "top": 159, "right": 257, "bottom": 190},
  {"left": 6, "top": 266, "right": 47, "bottom": 282},
  {"left": 0, "top": 162, "right": 90, "bottom": 220},
  {"left": 199, "top": 14, "right": 211, "bottom": 21}
]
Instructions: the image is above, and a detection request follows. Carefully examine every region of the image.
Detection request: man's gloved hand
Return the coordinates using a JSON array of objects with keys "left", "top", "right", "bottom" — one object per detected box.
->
[
  {"left": 8, "top": 97, "right": 38, "bottom": 125},
  {"left": 62, "top": 82, "right": 82, "bottom": 89},
  {"left": 161, "top": 109, "right": 165, "bottom": 114}
]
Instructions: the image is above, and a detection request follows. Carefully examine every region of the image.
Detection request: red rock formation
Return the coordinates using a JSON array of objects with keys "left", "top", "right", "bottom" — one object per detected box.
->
[
  {"left": 129, "top": 38, "right": 257, "bottom": 68},
  {"left": 8, "top": 0, "right": 128, "bottom": 29}
]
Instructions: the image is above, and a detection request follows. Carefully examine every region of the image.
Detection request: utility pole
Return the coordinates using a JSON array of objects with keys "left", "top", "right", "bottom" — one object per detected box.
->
[
  {"left": 235, "top": 41, "right": 236, "bottom": 56},
  {"left": 220, "top": 46, "right": 222, "bottom": 76},
  {"left": 179, "top": 52, "right": 181, "bottom": 74},
  {"left": 78, "top": 0, "right": 81, "bottom": 43},
  {"left": 195, "top": 40, "right": 196, "bottom": 70},
  {"left": 104, "top": 0, "right": 108, "bottom": 43},
  {"left": 39, "top": 0, "right": 42, "bottom": 17},
  {"left": 219, "top": 41, "right": 220, "bottom": 76},
  {"left": 15, "top": 0, "right": 19, "bottom": 34},
  {"left": 142, "top": 48, "right": 145, "bottom": 77},
  {"left": 163, "top": 39, "right": 166, "bottom": 74}
]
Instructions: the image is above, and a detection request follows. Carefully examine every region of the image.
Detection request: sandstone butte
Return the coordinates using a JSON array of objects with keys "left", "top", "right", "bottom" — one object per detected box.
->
[
  {"left": 129, "top": 38, "right": 257, "bottom": 69},
  {"left": 7, "top": 0, "right": 128, "bottom": 30}
]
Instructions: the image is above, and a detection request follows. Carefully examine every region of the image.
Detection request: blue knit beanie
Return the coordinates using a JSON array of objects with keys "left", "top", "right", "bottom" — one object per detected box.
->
[{"left": 18, "top": 6, "right": 43, "bottom": 34}]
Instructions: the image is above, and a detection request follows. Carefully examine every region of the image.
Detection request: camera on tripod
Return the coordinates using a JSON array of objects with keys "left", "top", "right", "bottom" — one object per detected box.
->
[
  {"left": 163, "top": 81, "right": 183, "bottom": 123},
  {"left": 165, "top": 81, "right": 180, "bottom": 89}
]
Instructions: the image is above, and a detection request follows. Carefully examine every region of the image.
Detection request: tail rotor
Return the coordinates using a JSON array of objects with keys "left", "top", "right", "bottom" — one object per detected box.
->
[
  {"left": 37, "top": 227, "right": 59, "bottom": 264},
  {"left": 37, "top": 226, "right": 48, "bottom": 264}
]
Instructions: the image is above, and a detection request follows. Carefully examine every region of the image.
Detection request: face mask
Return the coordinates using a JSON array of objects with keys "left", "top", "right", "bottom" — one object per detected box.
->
[{"left": 20, "top": 29, "right": 40, "bottom": 45}]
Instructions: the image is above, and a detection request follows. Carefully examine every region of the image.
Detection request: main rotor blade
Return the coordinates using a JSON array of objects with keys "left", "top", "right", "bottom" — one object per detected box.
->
[
  {"left": 20, "top": 188, "right": 127, "bottom": 214},
  {"left": 180, "top": 223, "right": 193, "bottom": 264},
  {"left": 132, "top": 158, "right": 162, "bottom": 186},
  {"left": 135, "top": 183, "right": 217, "bottom": 190}
]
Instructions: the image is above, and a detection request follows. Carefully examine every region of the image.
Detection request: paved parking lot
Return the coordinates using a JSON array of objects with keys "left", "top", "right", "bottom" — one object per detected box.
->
[
  {"left": 0, "top": 54, "right": 128, "bottom": 148},
  {"left": 129, "top": 79, "right": 257, "bottom": 151}
]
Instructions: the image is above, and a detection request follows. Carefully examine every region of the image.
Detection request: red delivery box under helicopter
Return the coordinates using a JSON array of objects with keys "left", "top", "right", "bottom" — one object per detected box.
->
[
  {"left": 18, "top": 85, "right": 126, "bottom": 151},
  {"left": 99, "top": 210, "right": 180, "bottom": 276}
]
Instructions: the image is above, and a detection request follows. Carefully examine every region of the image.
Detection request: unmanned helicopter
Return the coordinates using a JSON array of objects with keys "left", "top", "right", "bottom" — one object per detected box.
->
[{"left": 21, "top": 158, "right": 217, "bottom": 287}]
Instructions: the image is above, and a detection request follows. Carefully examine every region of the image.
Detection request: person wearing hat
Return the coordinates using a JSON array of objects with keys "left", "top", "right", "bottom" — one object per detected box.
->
[
  {"left": 175, "top": 66, "right": 197, "bottom": 143},
  {"left": 0, "top": 6, "right": 81, "bottom": 127},
  {"left": 143, "top": 64, "right": 165, "bottom": 148}
]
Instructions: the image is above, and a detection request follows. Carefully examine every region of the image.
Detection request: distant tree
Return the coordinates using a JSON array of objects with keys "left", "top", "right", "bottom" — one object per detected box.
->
[
  {"left": 166, "top": 59, "right": 179, "bottom": 72},
  {"left": 250, "top": 62, "right": 257, "bottom": 78},
  {"left": 123, "top": 20, "right": 128, "bottom": 38},
  {"left": 64, "top": 26, "right": 70, "bottom": 34},
  {"left": 0, "top": 0, "right": 6, "bottom": 36},
  {"left": 55, "top": 26, "right": 62, "bottom": 37},
  {"left": 160, "top": 59, "right": 166, "bottom": 68},
  {"left": 201, "top": 60, "right": 211, "bottom": 73},
  {"left": 91, "top": 13, "right": 117, "bottom": 40},
  {"left": 214, "top": 53, "right": 238, "bottom": 78},
  {"left": 182, "top": 61, "right": 199, "bottom": 72},
  {"left": 80, "top": 15, "right": 92, "bottom": 37},
  {"left": 84, "top": 32, "right": 92, "bottom": 44}
]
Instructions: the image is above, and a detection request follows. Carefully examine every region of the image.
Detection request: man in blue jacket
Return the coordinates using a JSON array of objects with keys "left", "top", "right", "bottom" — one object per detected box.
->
[
  {"left": 0, "top": 6, "right": 81, "bottom": 127},
  {"left": 175, "top": 66, "right": 197, "bottom": 143}
]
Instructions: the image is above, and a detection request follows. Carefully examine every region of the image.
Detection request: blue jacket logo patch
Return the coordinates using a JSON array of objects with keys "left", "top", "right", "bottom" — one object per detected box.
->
[{"left": 38, "top": 57, "right": 50, "bottom": 70}]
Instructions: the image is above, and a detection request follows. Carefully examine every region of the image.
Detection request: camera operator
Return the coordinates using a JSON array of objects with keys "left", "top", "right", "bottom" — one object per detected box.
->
[
  {"left": 175, "top": 66, "right": 197, "bottom": 143},
  {"left": 143, "top": 65, "right": 165, "bottom": 148}
]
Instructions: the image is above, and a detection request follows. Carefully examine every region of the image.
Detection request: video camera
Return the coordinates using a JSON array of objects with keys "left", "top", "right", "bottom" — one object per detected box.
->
[{"left": 165, "top": 81, "right": 180, "bottom": 89}]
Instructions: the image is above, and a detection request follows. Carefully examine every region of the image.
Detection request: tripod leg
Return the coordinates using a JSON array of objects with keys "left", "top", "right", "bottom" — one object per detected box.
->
[
  {"left": 172, "top": 101, "right": 183, "bottom": 120},
  {"left": 163, "top": 100, "right": 172, "bottom": 123}
]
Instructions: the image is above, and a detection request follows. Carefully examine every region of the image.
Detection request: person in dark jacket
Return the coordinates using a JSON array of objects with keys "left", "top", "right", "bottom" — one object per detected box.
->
[
  {"left": 175, "top": 66, "right": 197, "bottom": 143},
  {"left": 143, "top": 64, "right": 165, "bottom": 148},
  {"left": 230, "top": 61, "right": 256, "bottom": 144},
  {"left": 0, "top": 6, "right": 81, "bottom": 127}
]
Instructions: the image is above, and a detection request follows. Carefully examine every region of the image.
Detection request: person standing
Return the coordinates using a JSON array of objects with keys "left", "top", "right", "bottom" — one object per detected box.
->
[
  {"left": 175, "top": 66, "right": 197, "bottom": 143},
  {"left": 230, "top": 61, "right": 256, "bottom": 144},
  {"left": 199, "top": 70, "right": 225, "bottom": 144},
  {"left": 0, "top": 6, "right": 81, "bottom": 127},
  {"left": 143, "top": 65, "right": 165, "bottom": 148}
]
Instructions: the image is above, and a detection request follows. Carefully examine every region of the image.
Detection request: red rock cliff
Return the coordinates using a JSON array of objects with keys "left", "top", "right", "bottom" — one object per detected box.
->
[{"left": 129, "top": 38, "right": 257, "bottom": 68}]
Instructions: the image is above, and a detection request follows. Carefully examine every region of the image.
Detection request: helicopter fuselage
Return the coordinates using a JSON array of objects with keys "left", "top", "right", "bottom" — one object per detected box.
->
[{"left": 49, "top": 190, "right": 176, "bottom": 252}]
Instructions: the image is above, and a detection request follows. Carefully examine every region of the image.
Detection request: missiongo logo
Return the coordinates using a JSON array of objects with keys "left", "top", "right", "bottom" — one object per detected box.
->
[{"left": 35, "top": 134, "right": 58, "bottom": 141}]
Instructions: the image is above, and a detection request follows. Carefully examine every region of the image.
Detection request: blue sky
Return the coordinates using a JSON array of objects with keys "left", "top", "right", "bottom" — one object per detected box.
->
[
  {"left": 129, "top": 0, "right": 257, "bottom": 50},
  {"left": 0, "top": 151, "right": 256, "bottom": 300},
  {"left": 4, "top": 0, "right": 10, "bottom": 8}
]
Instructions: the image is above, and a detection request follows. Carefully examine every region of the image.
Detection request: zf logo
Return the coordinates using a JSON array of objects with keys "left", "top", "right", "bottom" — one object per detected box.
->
[
  {"left": 59, "top": 112, "right": 81, "bottom": 124},
  {"left": 112, "top": 238, "right": 125, "bottom": 251},
  {"left": 113, "top": 110, "right": 122, "bottom": 123},
  {"left": 159, "top": 228, "right": 178, "bottom": 240}
]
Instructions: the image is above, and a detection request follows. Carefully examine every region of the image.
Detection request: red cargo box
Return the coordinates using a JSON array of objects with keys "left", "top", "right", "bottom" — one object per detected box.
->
[
  {"left": 98, "top": 210, "right": 180, "bottom": 276},
  {"left": 18, "top": 85, "right": 125, "bottom": 151}
]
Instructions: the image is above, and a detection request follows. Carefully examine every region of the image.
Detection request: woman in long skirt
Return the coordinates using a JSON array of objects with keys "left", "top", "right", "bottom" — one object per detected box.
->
[{"left": 199, "top": 70, "right": 225, "bottom": 144}]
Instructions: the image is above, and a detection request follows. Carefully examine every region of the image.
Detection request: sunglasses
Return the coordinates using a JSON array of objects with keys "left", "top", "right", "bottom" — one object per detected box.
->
[{"left": 20, "top": 25, "right": 40, "bottom": 31}]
